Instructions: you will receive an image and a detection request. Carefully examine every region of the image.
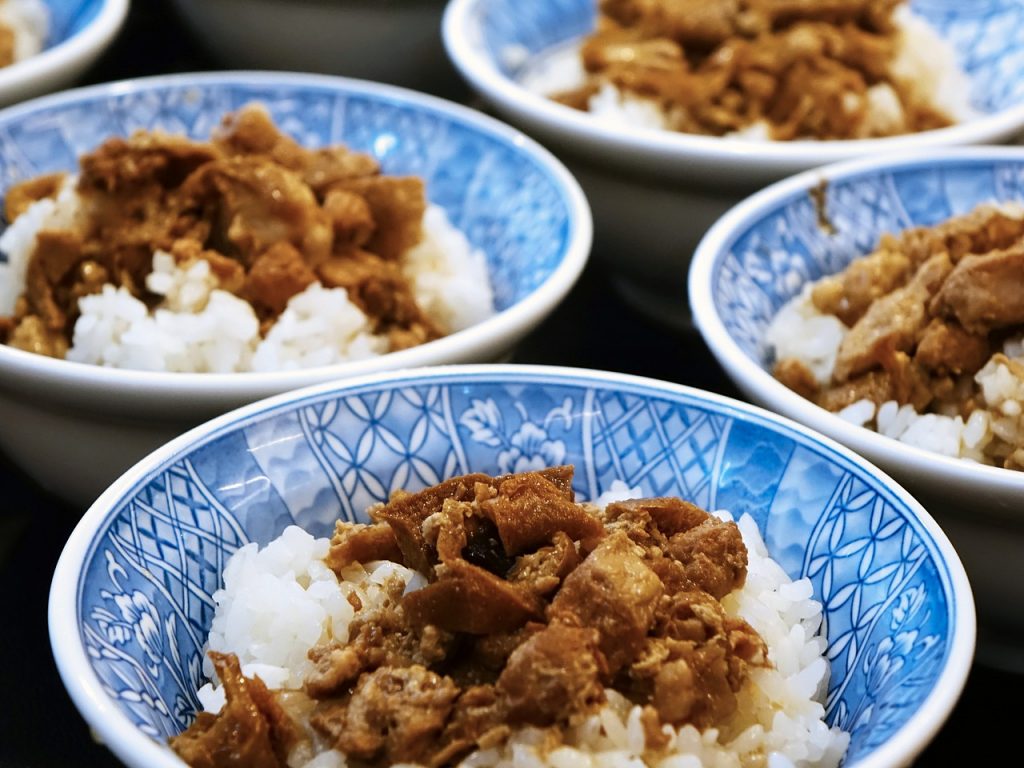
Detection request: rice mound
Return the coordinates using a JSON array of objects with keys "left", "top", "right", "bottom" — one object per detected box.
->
[
  {"left": 520, "top": 6, "right": 975, "bottom": 136},
  {"left": 196, "top": 489, "right": 849, "bottom": 768},
  {"left": 767, "top": 289, "right": 1024, "bottom": 466},
  {"left": 0, "top": 180, "right": 495, "bottom": 372},
  {"left": 199, "top": 527, "right": 427, "bottom": 707}
]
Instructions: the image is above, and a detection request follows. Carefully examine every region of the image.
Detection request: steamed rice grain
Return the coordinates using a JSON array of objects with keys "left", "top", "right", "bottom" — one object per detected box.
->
[
  {"left": 1, "top": 180, "right": 496, "bottom": 373},
  {"left": 520, "top": 6, "right": 974, "bottom": 137},
  {"left": 767, "top": 285, "right": 1024, "bottom": 467},
  {"left": 197, "top": 496, "right": 849, "bottom": 768}
]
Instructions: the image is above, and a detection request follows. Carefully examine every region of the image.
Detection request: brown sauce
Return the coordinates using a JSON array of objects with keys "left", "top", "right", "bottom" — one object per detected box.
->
[
  {"left": 0, "top": 103, "right": 442, "bottom": 359},
  {"left": 554, "top": 0, "right": 955, "bottom": 140},
  {"left": 170, "top": 467, "right": 768, "bottom": 767}
]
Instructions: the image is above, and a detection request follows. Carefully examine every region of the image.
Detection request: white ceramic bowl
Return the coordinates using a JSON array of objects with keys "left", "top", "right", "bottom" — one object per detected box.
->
[
  {"left": 444, "top": 0, "right": 1024, "bottom": 327},
  {"left": 49, "top": 364, "right": 974, "bottom": 768},
  {"left": 0, "top": 0, "right": 128, "bottom": 106},
  {"left": 169, "top": 0, "right": 459, "bottom": 94},
  {"left": 689, "top": 147, "right": 1024, "bottom": 665},
  {"left": 0, "top": 72, "right": 591, "bottom": 507}
]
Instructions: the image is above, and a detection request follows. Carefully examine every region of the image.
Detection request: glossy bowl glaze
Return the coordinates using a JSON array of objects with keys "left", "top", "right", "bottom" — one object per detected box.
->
[
  {"left": 444, "top": 0, "right": 1024, "bottom": 326},
  {"left": 0, "top": 72, "right": 591, "bottom": 506},
  {"left": 50, "top": 365, "right": 973, "bottom": 768},
  {"left": 689, "top": 147, "right": 1024, "bottom": 662}
]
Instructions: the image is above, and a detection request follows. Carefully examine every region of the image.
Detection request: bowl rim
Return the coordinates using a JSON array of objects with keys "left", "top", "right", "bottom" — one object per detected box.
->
[
  {"left": 0, "top": 0, "right": 130, "bottom": 99},
  {"left": 0, "top": 70, "right": 592, "bottom": 408},
  {"left": 49, "top": 363, "right": 976, "bottom": 768},
  {"left": 442, "top": 0, "right": 1024, "bottom": 175},
  {"left": 689, "top": 145, "right": 1024, "bottom": 504}
]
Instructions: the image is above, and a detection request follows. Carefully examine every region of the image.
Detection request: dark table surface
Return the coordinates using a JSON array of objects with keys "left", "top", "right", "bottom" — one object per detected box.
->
[{"left": 0, "top": 1, "right": 1016, "bottom": 765}]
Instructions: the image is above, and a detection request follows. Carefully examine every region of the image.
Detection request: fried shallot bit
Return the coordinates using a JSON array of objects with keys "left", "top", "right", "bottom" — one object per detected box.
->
[{"left": 170, "top": 652, "right": 302, "bottom": 768}]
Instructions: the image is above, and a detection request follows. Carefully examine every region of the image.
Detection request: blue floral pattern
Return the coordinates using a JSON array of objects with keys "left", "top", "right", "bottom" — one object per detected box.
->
[
  {"left": 74, "top": 370, "right": 960, "bottom": 765},
  {"left": 712, "top": 157, "right": 1024, "bottom": 367},
  {"left": 0, "top": 74, "right": 577, "bottom": 311},
  {"left": 461, "top": 397, "right": 572, "bottom": 473}
]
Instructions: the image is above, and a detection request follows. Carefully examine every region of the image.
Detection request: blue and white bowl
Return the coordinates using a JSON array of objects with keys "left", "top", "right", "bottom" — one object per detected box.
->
[
  {"left": 0, "top": 72, "right": 591, "bottom": 506},
  {"left": 444, "top": 0, "right": 1024, "bottom": 326},
  {"left": 0, "top": 0, "right": 128, "bottom": 105},
  {"left": 689, "top": 147, "right": 1024, "bottom": 654},
  {"left": 49, "top": 365, "right": 974, "bottom": 768}
]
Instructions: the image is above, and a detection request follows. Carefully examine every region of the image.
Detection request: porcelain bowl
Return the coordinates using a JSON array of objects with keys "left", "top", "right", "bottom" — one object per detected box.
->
[
  {"left": 0, "top": 0, "right": 128, "bottom": 105},
  {"left": 48, "top": 365, "right": 973, "bottom": 768},
  {"left": 0, "top": 72, "right": 591, "bottom": 507},
  {"left": 689, "top": 147, "right": 1024, "bottom": 663},
  {"left": 444, "top": 0, "right": 1024, "bottom": 327},
  {"left": 168, "top": 0, "right": 459, "bottom": 95}
]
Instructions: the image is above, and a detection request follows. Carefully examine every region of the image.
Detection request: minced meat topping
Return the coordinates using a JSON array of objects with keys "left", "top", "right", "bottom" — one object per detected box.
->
[
  {"left": 555, "top": 0, "right": 955, "bottom": 139},
  {"left": 0, "top": 103, "right": 442, "bottom": 358},
  {"left": 170, "top": 467, "right": 768, "bottom": 768},
  {"left": 773, "top": 203, "right": 1024, "bottom": 470}
]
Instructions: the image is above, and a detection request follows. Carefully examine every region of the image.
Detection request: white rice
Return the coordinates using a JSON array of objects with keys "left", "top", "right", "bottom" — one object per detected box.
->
[
  {"left": 764, "top": 286, "right": 848, "bottom": 386},
  {"left": 888, "top": 6, "right": 976, "bottom": 124},
  {"left": 0, "top": 181, "right": 495, "bottom": 372},
  {"left": 199, "top": 527, "right": 426, "bottom": 704},
  {"left": 521, "top": 8, "right": 975, "bottom": 135},
  {"left": 769, "top": 283, "right": 1024, "bottom": 465},
  {"left": 249, "top": 284, "right": 387, "bottom": 372},
  {"left": 0, "top": 0, "right": 47, "bottom": 62},
  {"left": 197, "top": 490, "right": 849, "bottom": 768},
  {"left": 0, "top": 177, "right": 80, "bottom": 315},
  {"left": 402, "top": 204, "right": 495, "bottom": 335}
]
